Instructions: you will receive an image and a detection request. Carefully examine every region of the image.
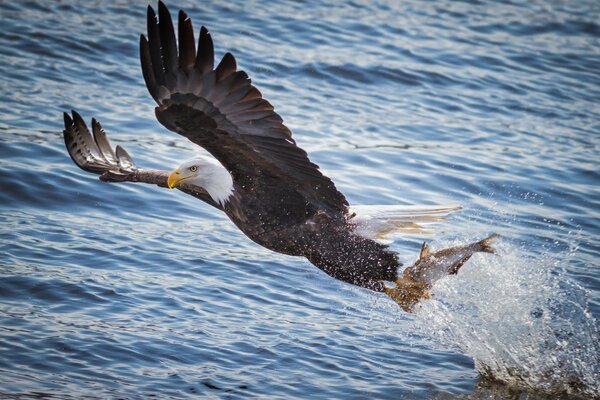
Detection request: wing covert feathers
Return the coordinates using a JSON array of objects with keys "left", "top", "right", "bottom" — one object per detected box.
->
[{"left": 141, "top": 1, "right": 348, "bottom": 214}]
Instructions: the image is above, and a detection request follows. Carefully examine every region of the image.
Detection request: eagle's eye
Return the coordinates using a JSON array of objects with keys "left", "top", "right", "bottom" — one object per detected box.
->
[{"left": 189, "top": 166, "right": 198, "bottom": 172}]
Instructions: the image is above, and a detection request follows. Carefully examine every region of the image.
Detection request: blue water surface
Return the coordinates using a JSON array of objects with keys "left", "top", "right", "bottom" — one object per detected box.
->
[{"left": 1, "top": 0, "right": 599, "bottom": 399}]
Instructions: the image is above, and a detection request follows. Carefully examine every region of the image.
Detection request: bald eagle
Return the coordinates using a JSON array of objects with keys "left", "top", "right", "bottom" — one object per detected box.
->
[{"left": 63, "top": 2, "right": 463, "bottom": 308}]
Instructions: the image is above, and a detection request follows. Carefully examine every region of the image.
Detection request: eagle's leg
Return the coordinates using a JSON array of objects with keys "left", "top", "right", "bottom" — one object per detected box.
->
[{"left": 384, "top": 278, "right": 431, "bottom": 312}]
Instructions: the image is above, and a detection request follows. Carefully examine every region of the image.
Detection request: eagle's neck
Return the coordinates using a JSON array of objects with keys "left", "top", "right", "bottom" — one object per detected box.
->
[
  {"left": 202, "top": 164, "right": 234, "bottom": 206},
  {"left": 179, "top": 156, "right": 234, "bottom": 207}
]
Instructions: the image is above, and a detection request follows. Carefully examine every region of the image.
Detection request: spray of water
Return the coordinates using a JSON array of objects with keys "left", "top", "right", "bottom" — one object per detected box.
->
[{"left": 412, "top": 239, "right": 600, "bottom": 398}]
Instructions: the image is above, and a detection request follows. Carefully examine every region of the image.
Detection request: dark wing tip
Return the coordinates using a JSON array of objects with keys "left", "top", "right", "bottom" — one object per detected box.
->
[
  {"left": 157, "top": 1, "right": 177, "bottom": 74},
  {"left": 140, "top": 33, "right": 159, "bottom": 102},
  {"left": 157, "top": 0, "right": 173, "bottom": 25},
  {"left": 196, "top": 25, "right": 214, "bottom": 73},
  {"left": 215, "top": 52, "right": 237, "bottom": 81},
  {"left": 71, "top": 109, "right": 83, "bottom": 121},
  {"left": 63, "top": 111, "right": 73, "bottom": 127},
  {"left": 177, "top": 8, "right": 196, "bottom": 72},
  {"left": 147, "top": 4, "right": 157, "bottom": 30},
  {"left": 158, "top": 0, "right": 169, "bottom": 13}
]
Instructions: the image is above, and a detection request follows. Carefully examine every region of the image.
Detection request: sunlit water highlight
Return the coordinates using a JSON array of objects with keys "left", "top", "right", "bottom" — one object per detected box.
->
[{"left": 1, "top": 0, "right": 599, "bottom": 399}]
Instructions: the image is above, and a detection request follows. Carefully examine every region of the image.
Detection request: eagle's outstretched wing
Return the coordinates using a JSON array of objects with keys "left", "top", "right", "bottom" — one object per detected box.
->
[
  {"left": 63, "top": 111, "right": 221, "bottom": 209},
  {"left": 141, "top": 2, "right": 348, "bottom": 216}
]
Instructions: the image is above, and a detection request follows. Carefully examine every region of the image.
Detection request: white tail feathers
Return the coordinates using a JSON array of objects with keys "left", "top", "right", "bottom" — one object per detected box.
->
[{"left": 349, "top": 204, "right": 463, "bottom": 240}]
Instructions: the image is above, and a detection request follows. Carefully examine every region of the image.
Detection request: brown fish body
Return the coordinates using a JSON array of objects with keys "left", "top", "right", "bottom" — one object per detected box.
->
[
  {"left": 405, "top": 234, "right": 498, "bottom": 287},
  {"left": 386, "top": 234, "right": 498, "bottom": 311}
]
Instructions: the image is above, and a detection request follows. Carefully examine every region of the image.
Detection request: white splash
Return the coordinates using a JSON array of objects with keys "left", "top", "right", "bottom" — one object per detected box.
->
[{"left": 411, "top": 238, "right": 600, "bottom": 398}]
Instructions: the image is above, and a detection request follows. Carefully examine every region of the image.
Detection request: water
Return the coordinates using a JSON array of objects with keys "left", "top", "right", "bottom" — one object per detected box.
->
[{"left": 1, "top": 0, "right": 599, "bottom": 398}]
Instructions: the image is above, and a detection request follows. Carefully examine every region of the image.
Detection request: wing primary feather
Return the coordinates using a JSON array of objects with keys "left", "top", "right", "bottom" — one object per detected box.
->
[
  {"left": 63, "top": 112, "right": 73, "bottom": 130},
  {"left": 146, "top": 5, "right": 165, "bottom": 86},
  {"left": 157, "top": 1, "right": 177, "bottom": 75},
  {"left": 195, "top": 26, "right": 214, "bottom": 74},
  {"left": 178, "top": 10, "right": 196, "bottom": 73},
  {"left": 63, "top": 112, "right": 86, "bottom": 169},
  {"left": 215, "top": 52, "right": 237, "bottom": 81},
  {"left": 140, "top": 35, "right": 159, "bottom": 101},
  {"left": 92, "top": 118, "right": 117, "bottom": 163},
  {"left": 64, "top": 112, "right": 110, "bottom": 173},
  {"left": 116, "top": 145, "right": 134, "bottom": 170},
  {"left": 216, "top": 70, "right": 248, "bottom": 94},
  {"left": 229, "top": 71, "right": 250, "bottom": 91},
  {"left": 71, "top": 110, "right": 103, "bottom": 161}
]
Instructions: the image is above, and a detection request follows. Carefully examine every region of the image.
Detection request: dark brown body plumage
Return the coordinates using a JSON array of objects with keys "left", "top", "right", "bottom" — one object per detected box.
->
[{"left": 224, "top": 187, "right": 399, "bottom": 291}]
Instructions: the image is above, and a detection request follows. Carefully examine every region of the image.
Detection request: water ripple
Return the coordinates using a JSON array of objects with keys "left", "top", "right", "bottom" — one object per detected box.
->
[{"left": 1, "top": 0, "right": 599, "bottom": 398}]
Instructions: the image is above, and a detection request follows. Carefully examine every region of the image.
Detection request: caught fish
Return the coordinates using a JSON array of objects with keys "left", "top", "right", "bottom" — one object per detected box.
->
[{"left": 385, "top": 234, "right": 499, "bottom": 312}]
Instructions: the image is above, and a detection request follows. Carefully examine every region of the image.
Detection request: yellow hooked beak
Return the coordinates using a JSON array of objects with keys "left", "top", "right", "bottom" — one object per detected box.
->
[{"left": 167, "top": 169, "right": 183, "bottom": 189}]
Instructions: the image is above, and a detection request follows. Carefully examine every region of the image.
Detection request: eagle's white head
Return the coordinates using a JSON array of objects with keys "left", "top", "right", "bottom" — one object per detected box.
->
[{"left": 167, "top": 156, "right": 234, "bottom": 206}]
